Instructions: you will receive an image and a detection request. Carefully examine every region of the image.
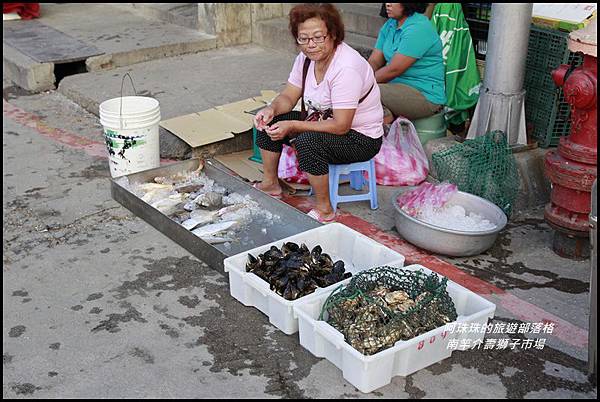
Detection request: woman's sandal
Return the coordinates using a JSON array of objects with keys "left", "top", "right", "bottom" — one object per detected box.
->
[
  {"left": 307, "top": 209, "right": 336, "bottom": 224},
  {"left": 253, "top": 182, "right": 283, "bottom": 199}
]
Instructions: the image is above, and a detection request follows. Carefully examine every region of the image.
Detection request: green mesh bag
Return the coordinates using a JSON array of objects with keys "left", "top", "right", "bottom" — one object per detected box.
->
[
  {"left": 319, "top": 266, "right": 458, "bottom": 356},
  {"left": 431, "top": 131, "right": 519, "bottom": 216}
]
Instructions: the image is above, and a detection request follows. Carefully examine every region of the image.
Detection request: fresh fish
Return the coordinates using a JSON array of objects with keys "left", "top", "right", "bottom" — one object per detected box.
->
[
  {"left": 200, "top": 235, "right": 234, "bottom": 244},
  {"left": 183, "top": 201, "right": 198, "bottom": 212},
  {"left": 181, "top": 210, "right": 219, "bottom": 230},
  {"left": 193, "top": 191, "right": 223, "bottom": 208},
  {"left": 191, "top": 221, "right": 238, "bottom": 238},
  {"left": 170, "top": 210, "right": 191, "bottom": 224},
  {"left": 141, "top": 188, "right": 172, "bottom": 204},
  {"left": 181, "top": 219, "right": 201, "bottom": 230},
  {"left": 217, "top": 203, "right": 246, "bottom": 216},
  {"left": 137, "top": 183, "right": 173, "bottom": 192},
  {"left": 190, "top": 209, "right": 219, "bottom": 221},
  {"left": 175, "top": 183, "right": 204, "bottom": 194},
  {"left": 151, "top": 194, "right": 185, "bottom": 216},
  {"left": 154, "top": 173, "right": 188, "bottom": 185}
]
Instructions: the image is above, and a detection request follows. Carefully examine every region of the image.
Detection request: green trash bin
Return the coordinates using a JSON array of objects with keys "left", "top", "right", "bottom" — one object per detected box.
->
[{"left": 412, "top": 112, "right": 447, "bottom": 146}]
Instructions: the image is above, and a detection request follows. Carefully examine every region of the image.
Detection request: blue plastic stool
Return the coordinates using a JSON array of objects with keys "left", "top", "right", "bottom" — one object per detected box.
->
[{"left": 309, "top": 159, "right": 378, "bottom": 210}]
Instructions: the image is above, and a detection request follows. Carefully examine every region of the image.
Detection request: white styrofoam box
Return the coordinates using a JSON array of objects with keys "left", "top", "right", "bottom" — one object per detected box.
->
[
  {"left": 223, "top": 223, "right": 405, "bottom": 335},
  {"left": 293, "top": 263, "right": 496, "bottom": 393}
]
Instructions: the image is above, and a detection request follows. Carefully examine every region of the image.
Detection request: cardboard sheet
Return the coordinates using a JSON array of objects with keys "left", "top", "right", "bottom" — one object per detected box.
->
[
  {"left": 214, "top": 150, "right": 264, "bottom": 183},
  {"left": 252, "top": 90, "right": 278, "bottom": 105},
  {"left": 279, "top": 180, "right": 312, "bottom": 195},
  {"left": 160, "top": 112, "right": 236, "bottom": 148},
  {"left": 214, "top": 98, "right": 266, "bottom": 127}
]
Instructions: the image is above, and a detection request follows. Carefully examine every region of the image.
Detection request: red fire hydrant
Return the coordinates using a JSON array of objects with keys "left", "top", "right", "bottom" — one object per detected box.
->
[{"left": 545, "top": 18, "right": 597, "bottom": 259}]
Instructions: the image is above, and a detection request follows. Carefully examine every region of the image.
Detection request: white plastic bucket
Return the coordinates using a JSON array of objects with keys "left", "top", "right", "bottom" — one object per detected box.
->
[{"left": 99, "top": 96, "right": 161, "bottom": 178}]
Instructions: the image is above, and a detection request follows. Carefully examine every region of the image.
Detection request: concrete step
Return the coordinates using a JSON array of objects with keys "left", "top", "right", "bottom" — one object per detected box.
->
[
  {"left": 337, "top": 3, "right": 385, "bottom": 38},
  {"left": 115, "top": 3, "right": 199, "bottom": 31},
  {"left": 254, "top": 17, "right": 377, "bottom": 60},
  {"left": 3, "top": 3, "right": 216, "bottom": 92}
]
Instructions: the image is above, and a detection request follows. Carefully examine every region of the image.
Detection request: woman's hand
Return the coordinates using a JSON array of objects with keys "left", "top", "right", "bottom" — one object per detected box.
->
[
  {"left": 254, "top": 106, "right": 275, "bottom": 131},
  {"left": 265, "top": 121, "right": 297, "bottom": 141}
]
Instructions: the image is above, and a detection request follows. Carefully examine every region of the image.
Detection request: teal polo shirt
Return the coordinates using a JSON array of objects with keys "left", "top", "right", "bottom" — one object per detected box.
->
[{"left": 375, "top": 13, "right": 447, "bottom": 105}]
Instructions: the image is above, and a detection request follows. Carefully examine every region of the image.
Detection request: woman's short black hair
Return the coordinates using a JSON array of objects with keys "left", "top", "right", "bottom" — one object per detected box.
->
[
  {"left": 401, "top": 3, "right": 428, "bottom": 17},
  {"left": 379, "top": 3, "right": 429, "bottom": 18}
]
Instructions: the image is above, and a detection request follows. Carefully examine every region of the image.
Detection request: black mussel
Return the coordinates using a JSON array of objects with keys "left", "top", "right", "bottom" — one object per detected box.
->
[
  {"left": 265, "top": 245, "right": 284, "bottom": 260},
  {"left": 332, "top": 260, "right": 345, "bottom": 275},
  {"left": 299, "top": 243, "right": 310, "bottom": 255},
  {"left": 281, "top": 242, "right": 300, "bottom": 256},
  {"left": 306, "top": 277, "right": 319, "bottom": 289},
  {"left": 253, "top": 270, "right": 269, "bottom": 282},
  {"left": 312, "top": 262, "right": 332, "bottom": 276},
  {"left": 311, "top": 245, "right": 322, "bottom": 258},
  {"left": 246, "top": 254, "right": 260, "bottom": 272},
  {"left": 296, "top": 276, "right": 306, "bottom": 291},
  {"left": 280, "top": 255, "right": 303, "bottom": 271},
  {"left": 313, "top": 276, "right": 328, "bottom": 288},
  {"left": 286, "top": 270, "right": 299, "bottom": 282},
  {"left": 296, "top": 275, "right": 317, "bottom": 292},
  {"left": 273, "top": 276, "right": 289, "bottom": 292},
  {"left": 283, "top": 283, "right": 300, "bottom": 300},
  {"left": 270, "top": 265, "right": 287, "bottom": 280},
  {"left": 263, "top": 255, "right": 280, "bottom": 267},
  {"left": 319, "top": 253, "right": 334, "bottom": 268},
  {"left": 324, "top": 277, "right": 338, "bottom": 287}
]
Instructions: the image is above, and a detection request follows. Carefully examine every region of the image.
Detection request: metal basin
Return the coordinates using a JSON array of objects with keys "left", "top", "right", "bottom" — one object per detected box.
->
[{"left": 392, "top": 189, "right": 508, "bottom": 257}]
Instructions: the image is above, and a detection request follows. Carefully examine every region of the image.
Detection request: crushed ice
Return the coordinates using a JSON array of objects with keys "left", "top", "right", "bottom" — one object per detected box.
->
[{"left": 417, "top": 204, "right": 496, "bottom": 232}]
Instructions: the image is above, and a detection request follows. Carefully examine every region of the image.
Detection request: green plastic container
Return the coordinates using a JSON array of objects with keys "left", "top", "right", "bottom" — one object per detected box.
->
[
  {"left": 524, "top": 26, "right": 584, "bottom": 148},
  {"left": 412, "top": 112, "right": 448, "bottom": 146}
]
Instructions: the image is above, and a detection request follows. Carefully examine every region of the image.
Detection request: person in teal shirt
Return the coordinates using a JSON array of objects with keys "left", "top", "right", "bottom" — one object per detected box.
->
[{"left": 368, "top": 3, "right": 446, "bottom": 123}]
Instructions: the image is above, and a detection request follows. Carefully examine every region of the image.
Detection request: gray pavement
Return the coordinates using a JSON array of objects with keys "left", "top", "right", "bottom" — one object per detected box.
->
[{"left": 3, "top": 5, "right": 597, "bottom": 399}]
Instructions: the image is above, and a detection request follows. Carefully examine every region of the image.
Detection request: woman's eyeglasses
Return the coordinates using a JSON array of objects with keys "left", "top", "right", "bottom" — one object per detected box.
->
[{"left": 296, "top": 34, "right": 328, "bottom": 45}]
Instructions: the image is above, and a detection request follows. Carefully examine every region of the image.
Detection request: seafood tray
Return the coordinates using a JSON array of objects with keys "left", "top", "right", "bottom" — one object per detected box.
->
[
  {"left": 110, "top": 158, "right": 320, "bottom": 271},
  {"left": 223, "top": 223, "right": 405, "bottom": 335},
  {"left": 293, "top": 263, "right": 496, "bottom": 393}
]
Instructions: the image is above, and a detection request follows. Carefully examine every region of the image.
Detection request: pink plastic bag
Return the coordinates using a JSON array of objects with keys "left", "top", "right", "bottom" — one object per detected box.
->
[
  {"left": 278, "top": 144, "right": 310, "bottom": 184},
  {"left": 396, "top": 182, "right": 458, "bottom": 216},
  {"left": 374, "top": 117, "right": 429, "bottom": 186}
]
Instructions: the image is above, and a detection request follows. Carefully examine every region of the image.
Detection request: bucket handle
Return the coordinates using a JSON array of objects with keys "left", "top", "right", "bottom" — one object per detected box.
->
[{"left": 119, "top": 73, "right": 138, "bottom": 129}]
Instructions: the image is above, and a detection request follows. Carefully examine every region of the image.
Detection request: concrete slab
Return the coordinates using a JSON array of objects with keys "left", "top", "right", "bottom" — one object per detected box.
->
[
  {"left": 3, "top": 44, "right": 55, "bottom": 92},
  {"left": 36, "top": 3, "right": 216, "bottom": 71},
  {"left": 3, "top": 20, "right": 103, "bottom": 63}
]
